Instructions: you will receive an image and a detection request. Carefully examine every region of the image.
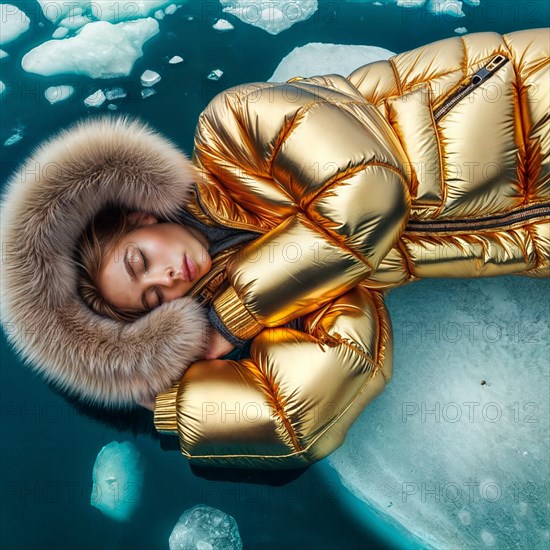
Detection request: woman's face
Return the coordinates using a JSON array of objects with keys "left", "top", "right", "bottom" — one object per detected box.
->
[{"left": 98, "top": 212, "right": 212, "bottom": 312}]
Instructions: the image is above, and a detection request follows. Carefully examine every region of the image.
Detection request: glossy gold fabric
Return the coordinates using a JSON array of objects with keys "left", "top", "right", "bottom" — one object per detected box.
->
[{"left": 155, "top": 28, "right": 549, "bottom": 469}]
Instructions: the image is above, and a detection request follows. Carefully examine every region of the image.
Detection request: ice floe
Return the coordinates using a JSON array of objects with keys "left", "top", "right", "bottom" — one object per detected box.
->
[
  {"left": 219, "top": 0, "right": 318, "bottom": 35},
  {"left": 268, "top": 42, "right": 395, "bottom": 82},
  {"left": 327, "top": 277, "right": 550, "bottom": 549},
  {"left": 141, "top": 69, "right": 161, "bottom": 87},
  {"left": 168, "top": 55, "right": 184, "bottom": 64},
  {"left": 52, "top": 27, "right": 70, "bottom": 39},
  {"left": 84, "top": 89, "right": 106, "bottom": 107},
  {"left": 397, "top": 0, "right": 426, "bottom": 7},
  {"left": 0, "top": 4, "right": 31, "bottom": 46},
  {"left": 213, "top": 19, "right": 235, "bottom": 32},
  {"left": 0, "top": 81, "right": 6, "bottom": 95},
  {"left": 91, "top": 441, "right": 145, "bottom": 522},
  {"left": 164, "top": 4, "right": 179, "bottom": 15},
  {"left": 104, "top": 86, "right": 127, "bottom": 100},
  {"left": 207, "top": 69, "right": 224, "bottom": 81},
  {"left": 36, "top": 0, "right": 183, "bottom": 25},
  {"left": 141, "top": 88, "right": 157, "bottom": 99},
  {"left": 0, "top": 49, "right": 8, "bottom": 59},
  {"left": 169, "top": 505, "right": 242, "bottom": 550},
  {"left": 44, "top": 85, "right": 75, "bottom": 104},
  {"left": 455, "top": 26, "right": 468, "bottom": 34},
  {"left": 21, "top": 19, "right": 159, "bottom": 78},
  {"left": 427, "top": 0, "right": 465, "bottom": 17}
]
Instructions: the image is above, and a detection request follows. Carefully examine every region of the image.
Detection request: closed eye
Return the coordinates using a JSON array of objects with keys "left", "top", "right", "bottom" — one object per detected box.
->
[{"left": 141, "top": 250, "right": 164, "bottom": 308}]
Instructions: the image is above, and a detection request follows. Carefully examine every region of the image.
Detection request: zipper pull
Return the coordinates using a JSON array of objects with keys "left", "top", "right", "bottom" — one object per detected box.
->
[{"left": 470, "top": 54, "right": 509, "bottom": 86}]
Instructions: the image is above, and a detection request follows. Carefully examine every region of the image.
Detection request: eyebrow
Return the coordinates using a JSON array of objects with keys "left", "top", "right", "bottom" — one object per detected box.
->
[{"left": 123, "top": 246, "right": 150, "bottom": 311}]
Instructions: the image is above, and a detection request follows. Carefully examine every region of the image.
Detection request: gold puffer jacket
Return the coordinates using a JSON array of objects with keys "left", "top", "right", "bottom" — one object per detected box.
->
[{"left": 154, "top": 28, "right": 549, "bottom": 469}]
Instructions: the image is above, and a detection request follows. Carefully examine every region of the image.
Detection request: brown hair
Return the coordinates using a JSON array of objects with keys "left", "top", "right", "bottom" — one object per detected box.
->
[{"left": 74, "top": 204, "right": 145, "bottom": 323}]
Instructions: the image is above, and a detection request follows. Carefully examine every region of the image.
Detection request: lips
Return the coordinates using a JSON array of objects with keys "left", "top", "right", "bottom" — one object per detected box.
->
[{"left": 183, "top": 254, "right": 197, "bottom": 282}]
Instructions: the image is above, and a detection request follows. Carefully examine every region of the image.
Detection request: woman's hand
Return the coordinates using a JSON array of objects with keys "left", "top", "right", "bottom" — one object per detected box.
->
[{"left": 205, "top": 327, "right": 236, "bottom": 360}]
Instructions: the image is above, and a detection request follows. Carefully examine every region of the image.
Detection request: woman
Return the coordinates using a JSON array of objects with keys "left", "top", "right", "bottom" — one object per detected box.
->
[{"left": 1, "top": 28, "right": 548, "bottom": 470}]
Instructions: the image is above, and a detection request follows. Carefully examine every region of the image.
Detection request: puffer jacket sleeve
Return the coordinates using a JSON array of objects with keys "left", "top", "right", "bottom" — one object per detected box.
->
[
  {"left": 193, "top": 77, "right": 411, "bottom": 345},
  {"left": 153, "top": 284, "right": 392, "bottom": 469}
]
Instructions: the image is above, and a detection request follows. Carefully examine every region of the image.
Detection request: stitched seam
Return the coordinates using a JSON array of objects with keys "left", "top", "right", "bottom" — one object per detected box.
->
[
  {"left": 425, "top": 85, "right": 445, "bottom": 211},
  {"left": 306, "top": 161, "right": 408, "bottom": 206},
  {"left": 371, "top": 291, "right": 390, "bottom": 384},
  {"left": 254, "top": 364, "right": 304, "bottom": 454},
  {"left": 524, "top": 224, "right": 542, "bottom": 270},
  {"left": 389, "top": 57, "right": 403, "bottom": 96},
  {"left": 395, "top": 239, "right": 414, "bottom": 279},
  {"left": 299, "top": 211, "right": 375, "bottom": 272},
  {"left": 501, "top": 34, "right": 532, "bottom": 205}
]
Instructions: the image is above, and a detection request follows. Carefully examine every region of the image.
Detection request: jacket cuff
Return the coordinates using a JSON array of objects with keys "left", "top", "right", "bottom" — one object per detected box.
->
[
  {"left": 153, "top": 382, "right": 180, "bottom": 434},
  {"left": 209, "top": 285, "right": 263, "bottom": 345},
  {"left": 208, "top": 305, "right": 248, "bottom": 349}
]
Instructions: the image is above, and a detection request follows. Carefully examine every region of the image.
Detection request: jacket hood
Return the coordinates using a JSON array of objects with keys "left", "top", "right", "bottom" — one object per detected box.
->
[{"left": 0, "top": 114, "right": 209, "bottom": 407}]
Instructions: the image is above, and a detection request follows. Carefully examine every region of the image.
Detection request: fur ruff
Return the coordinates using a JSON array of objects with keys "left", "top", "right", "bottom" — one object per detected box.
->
[{"left": 0, "top": 114, "right": 210, "bottom": 407}]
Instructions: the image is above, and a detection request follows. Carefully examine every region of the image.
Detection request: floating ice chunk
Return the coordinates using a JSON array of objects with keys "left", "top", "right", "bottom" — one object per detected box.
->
[
  {"left": 154, "top": 9, "right": 165, "bottom": 20},
  {"left": 454, "top": 26, "right": 468, "bottom": 34},
  {"left": 0, "top": 49, "right": 8, "bottom": 59},
  {"left": 84, "top": 89, "right": 106, "bottom": 107},
  {"left": 207, "top": 69, "right": 224, "bottom": 80},
  {"left": 4, "top": 121, "right": 26, "bottom": 146},
  {"left": 45, "top": 85, "right": 75, "bottom": 104},
  {"left": 141, "top": 88, "right": 157, "bottom": 99},
  {"left": 52, "top": 27, "right": 69, "bottom": 39},
  {"left": 327, "top": 277, "right": 550, "bottom": 549},
  {"left": 373, "top": 1, "right": 383, "bottom": 5},
  {"left": 426, "top": 0, "right": 465, "bottom": 17},
  {"left": 4, "top": 132, "right": 23, "bottom": 146},
  {"left": 37, "top": 0, "right": 82, "bottom": 24},
  {"left": 104, "top": 87, "right": 127, "bottom": 100},
  {"left": 169, "top": 505, "right": 242, "bottom": 550},
  {"left": 107, "top": 103, "right": 118, "bottom": 110},
  {"left": 91, "top": 441, "right": 145, "bottom": 522},
  {"left": 141, "top": 69, "right": 161, "bottom": 87},
  {"left": 463, "top": 0, "right": 480, "bottom": 5},
  {"left": 268, "top": 42, "right": 395, "bottom": 82},
  {"left": 165, "top": 4, "right": 179, "bottom": 15},
  {"left": 37, "top": 0, "right": 182, "bottom": 25},
  {"left": 220, "top": 0, "right": 318, "bottom": 35},
  {"left": 169, "top": 55, "right": 184, "bottom": 64},
  {"left": 58, "top": 14, "right": 92, "bottom": 30},
  {"left": 0, "top": 81, "right": 5, "bottom": 95},
  {"left": 0, "top": 4, "right": 31, "bottom": 46},
  {"left": 21, "top": 19, "right": 159, "bottom": 79},
  {"left": 213, "top": 19, "right": 235, "bottom": 31},
  {"left": 397, "top": 0, "right": 426, "bottom": 7}
]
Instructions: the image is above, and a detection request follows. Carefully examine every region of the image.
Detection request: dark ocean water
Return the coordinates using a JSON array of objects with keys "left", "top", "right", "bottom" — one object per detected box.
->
[{"left": 1, "top": 1, "right": 549, "bottom": 549}]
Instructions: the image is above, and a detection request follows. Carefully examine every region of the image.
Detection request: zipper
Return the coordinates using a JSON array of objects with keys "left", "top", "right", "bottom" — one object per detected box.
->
[
  {"left": 433, "top": 54, "right": 509, "bottom": 123},
  {"left": 405, "top": 202, "right": 550, "bottom": 234},
  {"left": 189, "top": 261, "right": 226, "bottom": 305}
]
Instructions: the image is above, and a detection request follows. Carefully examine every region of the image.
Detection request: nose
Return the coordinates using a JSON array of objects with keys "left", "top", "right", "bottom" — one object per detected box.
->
[{"left": 147, "top": 266, "right": 185, "bottom": 286}]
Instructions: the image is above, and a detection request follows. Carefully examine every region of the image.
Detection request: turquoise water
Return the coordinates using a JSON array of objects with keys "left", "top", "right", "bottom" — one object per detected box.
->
[{"left": 1, "top": 1, "right": 549, "bottom": 549}]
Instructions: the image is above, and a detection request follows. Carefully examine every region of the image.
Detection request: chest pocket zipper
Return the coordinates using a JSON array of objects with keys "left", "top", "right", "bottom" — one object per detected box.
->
[{"left": 433, "top": 54, "right": 509, "bottom": 122}]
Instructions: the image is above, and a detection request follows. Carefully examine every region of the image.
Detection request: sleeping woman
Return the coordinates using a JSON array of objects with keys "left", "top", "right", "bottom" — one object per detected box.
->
[{"left": 1, "top": 28, "right": 548, "bottom": 470}]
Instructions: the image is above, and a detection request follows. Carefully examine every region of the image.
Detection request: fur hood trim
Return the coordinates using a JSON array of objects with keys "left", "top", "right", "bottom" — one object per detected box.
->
[{"left": 0, "top": 114, "right": 209, "bottom": 407}]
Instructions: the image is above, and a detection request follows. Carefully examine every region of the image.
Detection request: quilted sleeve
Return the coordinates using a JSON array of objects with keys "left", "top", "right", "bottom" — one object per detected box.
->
[
  {"left": 153, "top": 285, "right": 393, "bottom": 469},
  {"left": 194, "top": 81, "right": 411, "bottom": 344}
]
